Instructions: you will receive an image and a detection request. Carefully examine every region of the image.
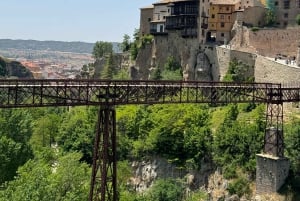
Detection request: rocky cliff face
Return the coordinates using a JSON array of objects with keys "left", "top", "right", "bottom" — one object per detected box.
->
[
  {"left": 127, "top": 156, "right": 214, "bottom": 193},
  {"left": 136, "top": 31, "right": 213, "bottom": 81},
  {"left": 0, "top": 56, "right": 33, "bottom": 78}
]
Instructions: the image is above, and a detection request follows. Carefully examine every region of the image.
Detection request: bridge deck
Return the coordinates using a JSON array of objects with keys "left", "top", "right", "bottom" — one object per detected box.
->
[{"left": 0, "top": 79, "right": 298, "bottom": 108}]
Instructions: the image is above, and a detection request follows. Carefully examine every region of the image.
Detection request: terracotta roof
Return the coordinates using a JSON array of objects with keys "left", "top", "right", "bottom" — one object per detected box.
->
[{"left": 210, "top": 0, "right": 240, "bottom": 5}]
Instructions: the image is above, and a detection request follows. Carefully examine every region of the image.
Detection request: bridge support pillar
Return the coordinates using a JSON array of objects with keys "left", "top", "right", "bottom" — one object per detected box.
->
[
  {"left": 256, "top": 154, "right": 289, "bottom": 193},
  {"left": 89, "top": 106, "right": 117, "bottom": 201},
  {"left": 256, "top": 128, "right": 289, "bottom": 194}
]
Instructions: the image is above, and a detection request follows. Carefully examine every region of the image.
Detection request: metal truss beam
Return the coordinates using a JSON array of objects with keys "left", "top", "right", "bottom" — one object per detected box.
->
[{"left": 0, "top": 79, "right": 299, "bottom": 108}]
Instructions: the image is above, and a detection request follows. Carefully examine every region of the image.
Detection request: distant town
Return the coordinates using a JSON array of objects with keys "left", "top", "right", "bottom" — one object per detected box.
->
[{"left": 0, "top": 46, "right": 94, "bottom": 79}]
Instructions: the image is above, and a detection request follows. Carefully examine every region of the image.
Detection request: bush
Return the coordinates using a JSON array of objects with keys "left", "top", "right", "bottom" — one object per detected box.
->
[
  {"left": 227, "top": 177, "right": 251, "bottom": 197},
  {"left": 296, "top": 14, "right": 300, "bottom": 25},
  {"left": 251, "top": 27, "right": 259, "bottom": 32},
  {"left": 149, "top": 178, "right": 184, "bottom": 201}
]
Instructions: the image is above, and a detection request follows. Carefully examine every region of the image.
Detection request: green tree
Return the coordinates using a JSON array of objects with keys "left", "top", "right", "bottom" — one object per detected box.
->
[
  {"left": 223, "top": 59, "right": 253, "bottom": 82},
  {"left": 130, "top": 42, "right": 138, "bottom": 60},
  {"left": 285, "top": 119, "right": 300, "bottom": 174},
  {"left": 80, "top": 63, "right": 94, "bottom": 78},
  {"left": 0, "top": 152, "right": 90, "bottom": 201},
  {"left": 148, "top": 179, "right": 184, "bottom": 201},
  {"left": 213, "top": 105, "right": 264, "bottom": 178},
  {"left": 0, "top": 109, "right": 33, "bottom": 184},
  {"left": 296, "top": 14, "right": 300, "bottom": 25},
  {"left": 121, "top": 34, "right": 131, "bottom": 52},
  {"left": 101, "top": 53, "right": 115, "bottom": 79},
  {"left": 30, "top": 114, "right": 61, "bottom": 150},
  {"left": 265, "top": 9, "right": 276, "bottom": 27},
  {"left": 58, "top": 107, "right": 95, "bottom": 164},
  {"left": 151, "top": 68, "right": 162, "bottom": 80},
  {"left": 92, "top": 41, "right": 113, "bottom": 59},
  {"left": 0, "top": 63, "right": 7, "bottom": 77},
  {"left": 164, "top": 56, "right": 181, "bottom": 71}
]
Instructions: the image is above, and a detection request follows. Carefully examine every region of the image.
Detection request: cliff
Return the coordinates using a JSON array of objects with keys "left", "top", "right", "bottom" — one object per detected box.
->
[{"left": 0, "top": 56, "right": 33, "bottom": 78}]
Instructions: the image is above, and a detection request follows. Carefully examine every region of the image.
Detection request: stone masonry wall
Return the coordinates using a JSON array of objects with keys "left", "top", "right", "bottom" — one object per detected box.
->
[
  {"left": 255, "top": 55, "right": 300, "bottom": 83},
  {"left": 213, "top": 46, "right": 256, "bottom": 81},
  {"left": 243, "top": 27, "right": 300, "bottom": 57}
]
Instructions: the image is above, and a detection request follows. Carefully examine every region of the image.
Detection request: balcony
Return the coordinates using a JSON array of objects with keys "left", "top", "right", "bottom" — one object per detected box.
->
[
  {"left": 181, "top": 28, "right": 197, "bottom": 38},
  {"left": 150, "top": 29, "right": 168, "bottom": 35},
  {"left": 150, "top": 23, "right": 168, "bottom": 35}
]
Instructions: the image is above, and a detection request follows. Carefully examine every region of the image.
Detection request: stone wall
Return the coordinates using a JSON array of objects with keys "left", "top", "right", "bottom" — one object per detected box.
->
[
  {"left": 255, "top": 55, "right": 300, "bottom": 83},
  {"left": 211, "top": 46, "right": 256, "bottom": 81},
  {"left": 250, "top": 27, "right": 300, "bottom": 57}
]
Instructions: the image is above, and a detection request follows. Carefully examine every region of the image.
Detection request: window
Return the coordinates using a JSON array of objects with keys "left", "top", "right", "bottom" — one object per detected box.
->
[
  {"left": 284, "top": 13, "right": 288, "bottom": 18},
  {"left": 220, "top": 15, "right": 224, "bottom": 20},
  {"left": 284, "top": 21, "right": 288, "bottom": 26},
  {"left": 158, "top": 14, "right": 160, "bottom": 20},
  {"left": 221, "top": 33, "right": 224, "bottom": 37},
  {"left": 274, "top": 1, "right": 278, "bottom": 6},
  {"left": 221, "top": 22, "right": 225, "bottom": 27},
  {"left": 283, "top": 0, "right": 290, "bottom": 9},
  {"left": 148, "top": 18, "right": 151, "bottom": 22},
  {"left": 228, "top": 16, "right": 231, "bottom": 20},
  {"left": 212, "top": 14, "right": 215, "bottom": 18},
  {"left": 226, "top": 7, "right": 229, "bottom": 11}
]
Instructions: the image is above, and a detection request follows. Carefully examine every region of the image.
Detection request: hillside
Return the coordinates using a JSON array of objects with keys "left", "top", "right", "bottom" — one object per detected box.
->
[
  {"left": 0, "top": 39, "right": 121, "bottom": 54},
  {"left": 0, "top": 56, "right": 33, "bottom": 78}
]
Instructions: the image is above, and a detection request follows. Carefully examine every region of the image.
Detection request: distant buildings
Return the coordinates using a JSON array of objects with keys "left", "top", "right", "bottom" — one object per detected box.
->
[{"left": 140, "top": 0, "right": 300, "bottom": 44}]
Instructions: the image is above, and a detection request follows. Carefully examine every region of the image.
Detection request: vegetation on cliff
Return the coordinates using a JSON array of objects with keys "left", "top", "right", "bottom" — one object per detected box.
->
[
  {"left": 0, "top": 100, "right": 298, "bottom": 200},
  {"left": 0, "top": 56, "right": 33, "bottom": 78}
]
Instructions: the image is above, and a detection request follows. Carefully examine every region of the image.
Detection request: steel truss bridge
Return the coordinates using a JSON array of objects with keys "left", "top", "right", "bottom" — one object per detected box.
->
[{"left": 0, "top": 79, "right": 299, "bottom": 201}]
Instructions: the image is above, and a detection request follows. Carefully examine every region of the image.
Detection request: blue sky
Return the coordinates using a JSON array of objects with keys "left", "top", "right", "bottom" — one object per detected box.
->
[{"left": 0, "top": 0, "right": 155, "bottom": 43}]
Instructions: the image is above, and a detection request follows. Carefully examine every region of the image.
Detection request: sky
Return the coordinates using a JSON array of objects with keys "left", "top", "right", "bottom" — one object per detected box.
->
[{"left": 0, "top": 0, "right": 155, "bottom": 43}]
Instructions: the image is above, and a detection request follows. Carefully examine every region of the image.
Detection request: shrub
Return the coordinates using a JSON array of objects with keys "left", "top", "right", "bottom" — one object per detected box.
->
[
  {"left": 227, "top": 177, "right": 251, "bottom": 197},
  {"left": 296, "top": 14, "right": 300, "bottom": 25},
  {"left": 251, "top": 27, "right": 259, "bottom": 32}
]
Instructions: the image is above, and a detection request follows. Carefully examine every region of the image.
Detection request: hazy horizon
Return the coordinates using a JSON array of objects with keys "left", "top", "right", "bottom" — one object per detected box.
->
[{"left": 0, "top": 0, "right": 155, "bottom": 43}]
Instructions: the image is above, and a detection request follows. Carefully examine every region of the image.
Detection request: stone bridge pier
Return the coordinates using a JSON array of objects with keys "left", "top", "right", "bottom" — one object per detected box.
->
[{"left": 256, "top": 128, "right": 290, "bottom": 194}]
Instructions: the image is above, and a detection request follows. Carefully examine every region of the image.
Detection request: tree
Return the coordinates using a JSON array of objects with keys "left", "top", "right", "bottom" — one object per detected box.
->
[
  {"left": 30, "top": 114, "right": 61, "bottom": 150},
  {"left": 0, "top": 152, "right": 90, "bottom": 201},
  {"left": 223, "top": 59, "right": 253, "bottom": 82},
  {"left": 101, "top": 53, "right": 115, "bottom": 79},
  {"left": 296, "top": 14, "right": 300, "bottom": 25},
  {"left": 148, "top": 179, "right": 184, "bottom": 201},
  {"left": 58, "top": 107, "right": 95, "bottom": 164},
  {"left": 151, "top": 68, "right": 162, "bottom": 80},
  {"left": 164, "top": 56, "right": 181, "bottom": 71},
  {"left": 285, "top": 119, "right": 300, "bottom": 174},
  {"left": 121, "top": 34, "right": 131, "bottom": 52},
  {"left": 92, "top": 41, "right": 113, "bottom": 59},
  {"left": 0, "top": 109, "right": 33, "bottom": 184},
  {"left": 265, "top": 9, "right": 276, "bottom": 27}
]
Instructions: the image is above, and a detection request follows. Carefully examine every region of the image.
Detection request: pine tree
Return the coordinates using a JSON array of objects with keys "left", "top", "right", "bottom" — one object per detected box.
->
[{"left": 101, "top": 53, "right": 115, "bottom": 79}]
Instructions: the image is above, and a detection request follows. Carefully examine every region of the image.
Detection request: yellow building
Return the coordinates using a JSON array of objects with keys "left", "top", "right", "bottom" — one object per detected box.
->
[{"left": 207, "top": 0, "right": 240, "bottom": 43}]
